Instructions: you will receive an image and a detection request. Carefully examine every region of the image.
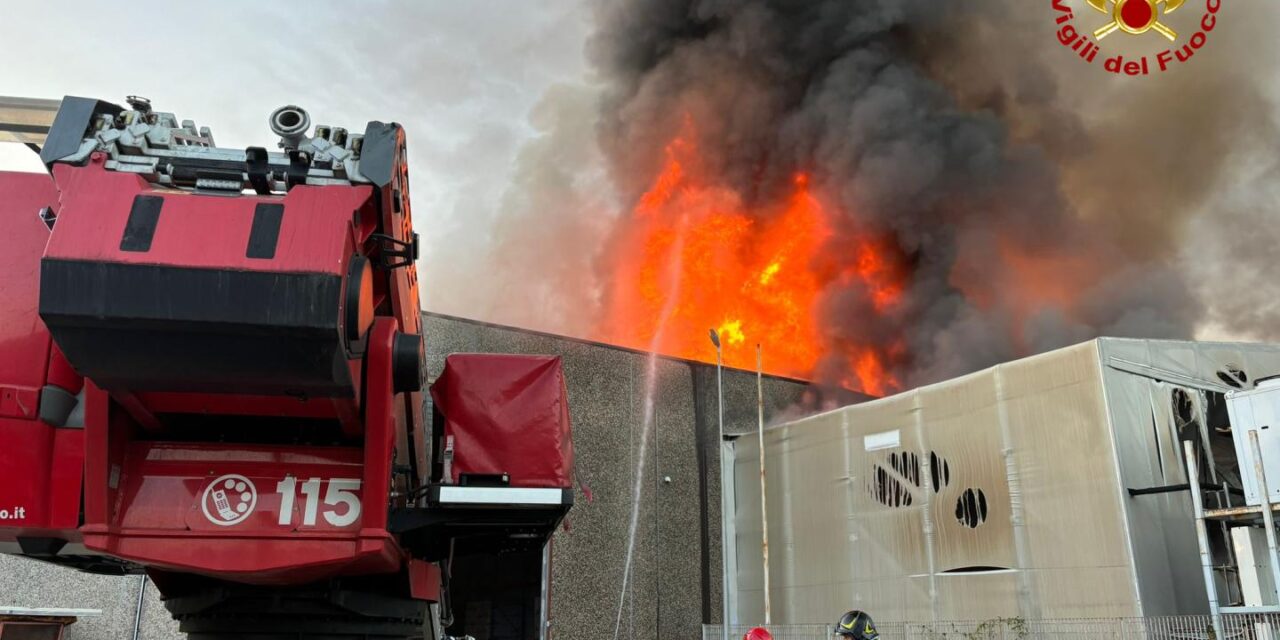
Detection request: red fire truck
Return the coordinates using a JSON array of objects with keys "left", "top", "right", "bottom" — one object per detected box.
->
[{"left": 0, "top": 96, "right": 573, "bottom": 639}]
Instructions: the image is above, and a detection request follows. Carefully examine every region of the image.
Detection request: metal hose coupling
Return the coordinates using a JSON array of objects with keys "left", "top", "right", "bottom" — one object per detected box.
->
[{"left": 269, "top": 105, "right": 311, "bottom": 150}]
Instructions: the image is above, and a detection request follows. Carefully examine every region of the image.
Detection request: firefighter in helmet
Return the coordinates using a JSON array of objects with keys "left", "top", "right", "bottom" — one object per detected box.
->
[{"left": 834, "top": 610, "right": 879, "bottom": 640}]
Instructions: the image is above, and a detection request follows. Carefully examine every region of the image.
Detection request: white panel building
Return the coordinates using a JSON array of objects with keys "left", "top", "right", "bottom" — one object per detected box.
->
[{"left": 730, "top": 338, "right": 1280, "bottom": 624}]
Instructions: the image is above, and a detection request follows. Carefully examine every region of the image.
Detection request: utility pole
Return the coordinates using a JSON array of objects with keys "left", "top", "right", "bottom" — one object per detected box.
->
[
  {"left": 709, "top": 329, "right": 730, "bottom": 640},
  {"left": 756, "top": 344, "right": 771, "bottom": 626}
]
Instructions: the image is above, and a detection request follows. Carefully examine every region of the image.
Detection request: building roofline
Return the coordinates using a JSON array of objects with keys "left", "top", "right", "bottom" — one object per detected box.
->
[{"left": 422, "top": 309, "right": 812, "bottom": 385}]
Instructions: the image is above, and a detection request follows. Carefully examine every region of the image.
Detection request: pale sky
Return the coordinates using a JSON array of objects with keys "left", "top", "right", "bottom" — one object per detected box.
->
[{"left": 0, "top": 0, "right": 590, "bottom": 312}]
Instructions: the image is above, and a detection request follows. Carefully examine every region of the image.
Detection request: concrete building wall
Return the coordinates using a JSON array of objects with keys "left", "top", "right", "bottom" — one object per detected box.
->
[
  {"left": 423, "top": 313, "right": 811, "bottom": 640},
  {"left": 0, "top": 558, "right": 179, "bottom": 640},
  {"left": 0, "top": 312, "right": 811, "bottom": 640}
]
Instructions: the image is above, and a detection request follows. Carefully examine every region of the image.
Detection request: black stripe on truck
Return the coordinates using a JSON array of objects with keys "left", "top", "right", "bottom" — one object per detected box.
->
[
  {"left": 246, "top": 203, "right": 285, "bottom": 259},
  {"left": 120, "top": 195, "right": 163, "bottom": 252}
]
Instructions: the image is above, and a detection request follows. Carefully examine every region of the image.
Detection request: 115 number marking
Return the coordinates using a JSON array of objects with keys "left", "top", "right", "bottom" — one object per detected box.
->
[{"left": 276, "top": 477, "right": 362, "bottom": 527}]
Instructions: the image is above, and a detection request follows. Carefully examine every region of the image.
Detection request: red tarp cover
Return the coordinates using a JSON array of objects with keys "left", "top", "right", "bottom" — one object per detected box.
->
[{"left": 430, "top": 354, "right": 573, "bottom": 488}]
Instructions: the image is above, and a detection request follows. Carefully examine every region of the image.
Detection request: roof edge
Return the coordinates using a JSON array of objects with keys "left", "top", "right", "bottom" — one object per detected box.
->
[{"left": 422, "top": 309, "right": 813, "bottom": 385}]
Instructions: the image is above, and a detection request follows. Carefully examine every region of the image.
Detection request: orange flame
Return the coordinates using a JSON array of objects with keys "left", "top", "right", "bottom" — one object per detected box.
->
[{"left": 598, "top": 120, "right": 906, "bottom": 396}]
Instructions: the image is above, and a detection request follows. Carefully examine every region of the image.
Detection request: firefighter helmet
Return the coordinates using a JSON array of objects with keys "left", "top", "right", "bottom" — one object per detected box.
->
[
  {"left": 744, "top": 627, "right": 773, "bottom": 640},
  {"left": 835, "top": 610, "right": 879, "bottom": 639}
]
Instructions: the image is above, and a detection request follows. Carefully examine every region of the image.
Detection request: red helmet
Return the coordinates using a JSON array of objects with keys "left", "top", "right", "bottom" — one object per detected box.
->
[{"left": 744, "top": 627, "right": 774, "bottom": 640}]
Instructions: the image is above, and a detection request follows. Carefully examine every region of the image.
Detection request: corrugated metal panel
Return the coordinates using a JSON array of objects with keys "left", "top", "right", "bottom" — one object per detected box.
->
[
  {"left": 733, "top": 338, "right": 1280, "bottom": 625},
  {"left": 1002, "top": 341, "right": 1135, "bottom": 619},
  {"left": 1098, "top": 338, "right": 1280, "bottom": 616}
]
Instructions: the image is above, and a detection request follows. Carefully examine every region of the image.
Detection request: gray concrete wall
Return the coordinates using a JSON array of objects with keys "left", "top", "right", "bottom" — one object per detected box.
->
[
  {"left": 0, "top": 556, "right": 179, "bottom": 640},
  {"left": 0, "top": 312, "right": 811, "bottom": 640},
  {"left": 423, "top": 313, "right": 810, "bottom": 640}
]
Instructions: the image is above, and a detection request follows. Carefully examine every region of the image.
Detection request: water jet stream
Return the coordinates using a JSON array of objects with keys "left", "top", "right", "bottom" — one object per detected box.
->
[{"left": 612, "top": 216, "right": 688, "bottom": 640}]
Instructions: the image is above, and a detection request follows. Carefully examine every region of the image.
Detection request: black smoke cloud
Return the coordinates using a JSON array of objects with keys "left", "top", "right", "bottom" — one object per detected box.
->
[{"left": 574, "top": 0, "right": 1277, "bottom": 390}]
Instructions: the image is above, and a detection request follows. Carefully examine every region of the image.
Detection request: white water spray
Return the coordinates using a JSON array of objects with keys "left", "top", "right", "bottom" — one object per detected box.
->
[{"left": 611, "top": 218, "right": 688, "bottom": 640}]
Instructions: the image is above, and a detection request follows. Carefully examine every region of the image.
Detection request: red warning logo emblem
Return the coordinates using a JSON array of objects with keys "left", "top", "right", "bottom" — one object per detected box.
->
[
  {"left": 1051, "top": 0, "right": 1223, "bottom": 75},
  {"left": 201, "top": 474, "right": 258, "bottom": 526},
  {"left": 1088, "top": 0, "right": 1184, "bottom": 41}
]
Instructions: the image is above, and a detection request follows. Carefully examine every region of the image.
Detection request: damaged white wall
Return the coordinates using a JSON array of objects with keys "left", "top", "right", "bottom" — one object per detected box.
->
[{"left": 730, "top": 338, "right": 1280, "bottom": 624}]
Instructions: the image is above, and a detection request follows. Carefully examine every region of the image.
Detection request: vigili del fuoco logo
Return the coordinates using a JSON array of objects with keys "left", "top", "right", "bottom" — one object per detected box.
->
[{"left": 1053, "top": 0, "right": 1223, "bottom": 75}]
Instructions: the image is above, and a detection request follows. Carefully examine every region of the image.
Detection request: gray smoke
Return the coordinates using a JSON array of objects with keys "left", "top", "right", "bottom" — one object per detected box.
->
[
  {"left": 921, "top": 0, "right": 1280, "bottom": 348},
  {"left": 577, "top": 0, "right": 1278, "bottom": 391},
  {"left": 474, "top": 83, "right": 616, "bottom": 338}
]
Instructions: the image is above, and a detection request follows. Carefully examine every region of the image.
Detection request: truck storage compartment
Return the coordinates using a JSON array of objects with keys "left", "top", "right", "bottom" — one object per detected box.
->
[
  {"left": 429, "top": 354, "right": 573, "bottom": 490},
  {"left": 394, "top": 354, "right": 573, "bottom": 561}
]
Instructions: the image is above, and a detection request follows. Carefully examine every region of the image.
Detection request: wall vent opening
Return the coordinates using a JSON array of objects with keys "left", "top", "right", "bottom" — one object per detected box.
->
[{"left": 955, "top": 488, "right": 988, "bottom": 528}]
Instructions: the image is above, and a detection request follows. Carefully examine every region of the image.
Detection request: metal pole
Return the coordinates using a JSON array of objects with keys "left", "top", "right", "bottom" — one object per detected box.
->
[
  {"left": 756, "top": 344, "right": 771, "bottom": 626},
  {"left": 1186, "top": 440, "right": 1224, "bottom": 640},
  {"left": 132, "top": 574, "right": 147, "bottom": 640},
  {"left": 710, "top": 330, "right": 729, "bottom": 640},
  {"left": 655, "top": 399, "right": 662, "bottom": 640},
  {"left": 1249, "top": 430, "right": 1280, "bottom": 597}
]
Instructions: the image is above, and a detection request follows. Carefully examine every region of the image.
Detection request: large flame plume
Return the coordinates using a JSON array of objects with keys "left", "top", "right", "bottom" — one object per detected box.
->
[
  {"left": 598, "top": 119, "right": 909, "bottom": 394},
  {"left": 589, "top": 0, "right": 1210, "bottom": 396}
]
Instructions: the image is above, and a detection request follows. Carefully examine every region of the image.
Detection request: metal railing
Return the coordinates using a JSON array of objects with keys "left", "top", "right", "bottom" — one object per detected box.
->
[{"left": 705, "top": 615, "right": 1280, "bottom": 640}]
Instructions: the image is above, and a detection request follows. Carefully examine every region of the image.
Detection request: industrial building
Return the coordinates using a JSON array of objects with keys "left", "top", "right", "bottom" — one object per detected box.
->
[
  {"left": 730, "top": 338, "right": 1280, "bottom": 626},
  {"left": 11, "top": 319, "right": 1280, "bottom": 639},
  {"left": 0, "top": 311, "right": 813, "bottom": 640}
]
